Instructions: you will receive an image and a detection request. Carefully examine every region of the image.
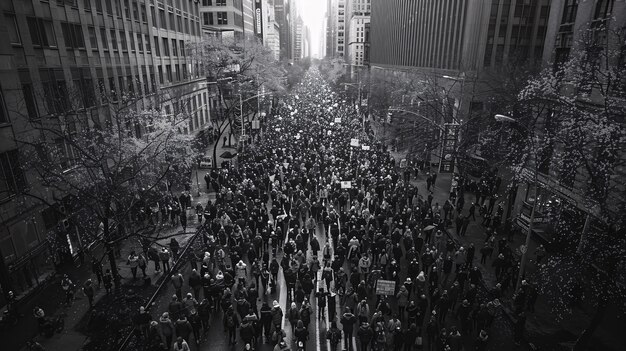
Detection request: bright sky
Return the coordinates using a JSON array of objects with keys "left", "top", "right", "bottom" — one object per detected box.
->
[{"left": 297, "top": 0, "right": 327, "bottom": 58}]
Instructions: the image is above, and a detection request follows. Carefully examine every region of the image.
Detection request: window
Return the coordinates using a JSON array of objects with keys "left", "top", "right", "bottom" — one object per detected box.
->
[
  {"left": 594, "top": 0, "right": 614, "bottom": 20},
  {"left": 81, "top": 78, "right": 95, "bottom": 108},
  {"left": 132, "top": 1, "right": 139, "bottom": 20},
  {"left": 202, "top": 0, "right": 212, "bottom": 5},
  {"left": 118, "top": 76, "right": 125, "bottom": 95},
  {"left": 217, "top": 11, "right": 227, "bottom": 25},
  {"left": 54, "top": 139, "right": 77, "bottom": 170},
  {"left": 100, "top": 28, "right": 108, "bottom": 50},
  {"left": 169, "top": 12, "right": 175, "bottom": 31},
  {"left": 0, "top": 86, "right": 8, "bottom": 124},
  {"left": 129, "top": 32, "right": 135, "bottom": 51},
  {"left": 22, "top": 84, "right": 38, "bottom": 119},
  {"left": 179, "top": 40, "right": 185, "bottom": 56},
  {"left": 154, "top": 36, "right": 160, "bottom": 56},
  {"left": 109, "top": 77, "right": 117, "bottom": 100},
  {"left": 216, "top": 0, "right": 226, "bottom": 5},
  {"left": 127, "top": 75, "right": 134, "bottom": 94},
  {"left": 140, "top": 3, "right": 147, "bottom": 22},
  {"left": 124, "top": 0, "right": 131, "bottom": 18},
  {"left": 110, "top": 30, "right": 118, "bottom": 50},
  {"left": 62, "top": 23, "right": 85, "bottom": 49},
  {"left": 162, "top": 37, "right": 170, "bottom": 55},
  {"left": 105, "top": 0, "right": 112, "bottom": 14},
  {"left": 151, "top": 6, "right": 157, "bottom": 26},
  {"left": 137, "top": 33, "right": 143, "bottom": 51},
  {"left": 166, "top": 64, "right": 172, "bottom": 82},
  {"left": 158, "top": 65, "right": 164, "bottom": 84},
  {"left": 119, "top": 30, "right": 127, "bottom": 50},
  {"left": 95, "top": 0, "right": 103, "bottom": 12},
  {"left": 83, "top": 0, "right": 91, "bottom": 11},
  {"left": 0, "top": 150, "right": 27, "bottom": 200},
  {"left": 27, "top": 18, "right": 57, "bottom": 48},
  {"left": 88, "top": 27, "right": 97, "bottom": 49},
  {"left": 171, "top": 39, "right": 177, "bottom": 56},
  {"left": 159, "top": 9, "right": 166, "bottom": 29},
  {"left": 6, "top": 14, "right": 21, "bottom": 45},
  {"left": 145, "top": 35, "right": 151, "bottom": 53},
  {"left": 177, "top": 15, "right": 182, "bottom": 32},
  {"left": 115, "top": 0, "right": 122, "bottom": 17}
]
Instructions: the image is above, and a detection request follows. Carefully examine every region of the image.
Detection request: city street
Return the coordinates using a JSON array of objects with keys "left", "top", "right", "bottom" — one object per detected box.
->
[{"left": 1, "top": 1, "right": 625, "bottom": 351}]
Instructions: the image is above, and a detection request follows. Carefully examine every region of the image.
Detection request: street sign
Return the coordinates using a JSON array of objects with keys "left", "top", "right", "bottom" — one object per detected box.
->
[
  {"left": 340, "top": 181, "right": 352, "bottom": 189},
  {"left": 375, "top": 279, "right": 396, "bottom": 296},
  {"left": 350, "top": 139, "right": 360, "bottom": 147}
]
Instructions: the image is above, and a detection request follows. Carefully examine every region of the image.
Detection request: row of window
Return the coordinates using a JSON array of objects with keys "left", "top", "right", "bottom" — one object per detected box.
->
[
  {"left": 152, "top": 4, "right": 200, "bottom": 36},
  {"left": 201, "top": 0, "right": 227, "bottom": 6},
  {"left": 202, "top": 11, "right": 229, "bottom": 26},
  {"left": 7, "top": 60, "right": 198, "bottom": 122},
  {"left": 0, "top": 149, "right": 27, "bottom": 202}
]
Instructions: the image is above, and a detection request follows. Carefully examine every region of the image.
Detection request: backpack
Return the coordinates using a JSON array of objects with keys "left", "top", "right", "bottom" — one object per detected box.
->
[{"left": 327, "top": 329, "right": 341, "bottom": 344}]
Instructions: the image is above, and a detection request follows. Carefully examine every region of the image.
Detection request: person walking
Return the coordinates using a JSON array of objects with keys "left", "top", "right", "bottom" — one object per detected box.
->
[
  {"left": 341, "top": 307, "right": 357, "bottom": 350},
  {"left": 82, "top": 279, "right": 95, "bottom": 308},
  {"left": 326, "top": 321, "right": 342, "bottom": 351},
  {"left": 171, "top": 272, "right": 184, "bottom": 301},
  {"left": 127, "top": 251, "right": 139, "bottom": 279},
  {"left": 159, "top": 248, "right": 171, "bottom": 272},
  {"left": 224, "top": 306, "right": 239, "bottom": 345}
]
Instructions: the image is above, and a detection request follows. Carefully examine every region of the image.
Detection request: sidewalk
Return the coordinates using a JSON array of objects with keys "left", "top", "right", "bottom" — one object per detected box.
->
[
  {"left": 406, "top": 170, "right": 623, "bottom": 350},
  {"left": 6, "top": 168, "right": 215, "bottom": 351}
]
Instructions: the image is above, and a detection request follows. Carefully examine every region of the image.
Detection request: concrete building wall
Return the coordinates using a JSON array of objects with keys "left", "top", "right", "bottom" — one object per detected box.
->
[{"left": 0, "top": 0, "right": 209, "bottom": 302}]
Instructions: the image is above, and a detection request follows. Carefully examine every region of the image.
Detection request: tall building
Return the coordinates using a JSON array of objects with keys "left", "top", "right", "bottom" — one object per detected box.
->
[
  {"left": 335, "top": 0, "right": 346, "bottom": 57},
  {"left": 200, "top": 0, "right": 245, "bottom": 37},
  {"left": 508, "top": 0, "right": 626, "bottom": 243},
  {"left": 325, "top": 0, "right": 337, "bottom": 57},
  {"left": 0, "top": 0, "right": 208, "bottom": 304},
  {"left": 294, "top": 15, "right": 303, "bottom": 60},
  {"left": 346, "top": 0, "right": 370, "bottom": 68},
  {"left": 303, "top": 25, "right": 311, "bottom": 58},
  {"left": 273, "top": 0, "right": 290, "bottom": 60},
  {"left": 243, "top": 0, "right": 255, "bottom": 36},
  {"left": 263, "top": 0, "right": 281, "bottom": 60},
  {"left": 288, "top": 0, "right": 298, "bottom": 60},
  {"left": 370, "top": 0, "right": 551, "bottom": 71}
]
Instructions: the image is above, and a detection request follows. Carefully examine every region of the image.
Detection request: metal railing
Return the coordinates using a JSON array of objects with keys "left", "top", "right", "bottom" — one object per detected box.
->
[{"left": 116, "top": 226, "right": 204, "bottom": 351}]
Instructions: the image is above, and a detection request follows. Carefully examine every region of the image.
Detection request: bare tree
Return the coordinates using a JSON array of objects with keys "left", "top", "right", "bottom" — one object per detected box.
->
[
  {"left": 7, "top": 78, "right": 196, "bottom": 287},
  {"left": 493, "top": 21, "right": 626, "bottom": 350},
  {"left": 188, "top": 36, "right": 285, "bottom": 167}
]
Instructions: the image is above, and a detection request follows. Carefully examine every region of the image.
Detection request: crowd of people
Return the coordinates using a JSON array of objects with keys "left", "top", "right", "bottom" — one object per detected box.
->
[{"left": 35, "top": 68, "right": 541, "bottom": 351}]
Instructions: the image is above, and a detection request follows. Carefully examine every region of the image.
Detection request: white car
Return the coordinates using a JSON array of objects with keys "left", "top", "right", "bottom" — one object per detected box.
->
[{"left": 199, "top": 156, "right": 213, "bottom": 169}]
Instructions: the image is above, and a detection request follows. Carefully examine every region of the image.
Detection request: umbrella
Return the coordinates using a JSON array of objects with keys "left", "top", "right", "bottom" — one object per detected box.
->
[
  {"left": 220, "top": 151, "right": 237, "bottom": 159},
  {"left": 424, "top": 225, "right": 436, "bottom": 231}
]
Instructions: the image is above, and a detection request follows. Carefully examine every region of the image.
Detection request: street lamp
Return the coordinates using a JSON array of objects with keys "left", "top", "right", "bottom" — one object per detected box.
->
[{"left": 495, "top": 113, "right": 538, "bottom": 292}]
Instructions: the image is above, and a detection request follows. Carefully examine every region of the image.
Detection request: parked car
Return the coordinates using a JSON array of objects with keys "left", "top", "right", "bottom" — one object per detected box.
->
[{"left": 199, "top": 156, "right": 213, "bottom": 169}]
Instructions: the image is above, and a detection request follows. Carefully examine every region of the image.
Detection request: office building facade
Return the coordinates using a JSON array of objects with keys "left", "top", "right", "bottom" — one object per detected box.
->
[
  {"left": 346, "top": 0, "right": 370, "bottom": 67},
  {"left": 0, "top": 0, "right": 209, "bottom": 304},
  {"left": 200, "top": 0, "right": 244, "bottom": 36},
  {"left": 370, "top": 0, "right": 551, "bottom": 72}
]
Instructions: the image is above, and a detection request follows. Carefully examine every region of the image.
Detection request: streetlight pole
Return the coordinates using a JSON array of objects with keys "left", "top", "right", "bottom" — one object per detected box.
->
[{"left": 495, "top": 113, "right": 537, "bottom": 291}]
